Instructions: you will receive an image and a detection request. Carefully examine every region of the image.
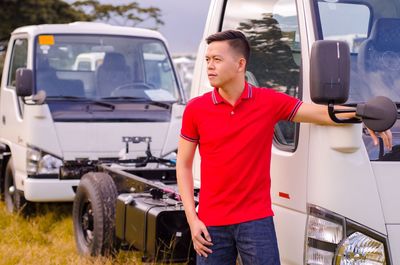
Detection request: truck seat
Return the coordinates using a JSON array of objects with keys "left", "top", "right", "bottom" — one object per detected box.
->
[
  {"left": 36, "top": 59, "right": 85, "bottom": 97},
  {"left": 359, "top": 18, "right": 400, "bottom": 71},
  {"left": 96, "top": 52, "right": 132, "bottom": 98},
  {"left": 358, "top": 18, "right": 400, "bottom": 91}
]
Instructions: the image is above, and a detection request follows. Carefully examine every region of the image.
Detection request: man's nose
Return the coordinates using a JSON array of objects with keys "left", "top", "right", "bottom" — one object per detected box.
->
[{"left": 207, "top": 60, "right": 215, "bottom": 69}]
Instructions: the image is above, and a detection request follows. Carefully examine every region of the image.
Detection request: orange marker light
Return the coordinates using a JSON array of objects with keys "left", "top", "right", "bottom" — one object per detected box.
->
[{"left": 38, "top": 35, "right": 55, "bottom": 45}]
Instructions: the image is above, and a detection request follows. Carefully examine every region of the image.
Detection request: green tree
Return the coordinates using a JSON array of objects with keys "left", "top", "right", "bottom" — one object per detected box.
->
[
  {"left": 72, "top": 0, "right": 164, "bottom": 28},
  {"left": 0, "top": 0, "right": 164, "bottom": 40},
  {"left": 0, "top": 0, "right": 88, "bottom": 40},
  {"left": 0, "top": 0, "right": 163, "bottom": 77}
]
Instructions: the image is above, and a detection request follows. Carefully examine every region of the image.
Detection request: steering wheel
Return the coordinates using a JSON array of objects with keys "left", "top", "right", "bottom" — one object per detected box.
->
[
  {"left": 113, "top": 82, "right": 154, "bottom": 91},
  {"left": 110, "top": 82, "right": 156, "bottom": 97}
]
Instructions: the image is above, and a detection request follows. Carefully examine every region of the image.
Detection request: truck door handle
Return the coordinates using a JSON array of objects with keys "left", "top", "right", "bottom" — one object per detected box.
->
[{"left": 2, "top": 116, "right": 5, "bottom": 125}]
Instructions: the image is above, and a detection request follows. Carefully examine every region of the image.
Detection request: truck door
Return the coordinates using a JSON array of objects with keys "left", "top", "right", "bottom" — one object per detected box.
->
[
  {"left": 0, "top": 36, "right": 29, "bottom": 185},
  {"left": 211, "top": 0, "right": 310, "bottom": 263}
]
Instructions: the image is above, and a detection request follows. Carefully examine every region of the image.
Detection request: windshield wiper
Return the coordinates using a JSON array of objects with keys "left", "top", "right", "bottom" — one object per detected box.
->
[
  {"left": 47, "top": 96, "right": 115, "bottom": 111},
  {"left": 46, "top": 95, "right": 86, "bottom": 100},
  {"left": 100, "top": 96, "right": 172, "bottom": 110}
]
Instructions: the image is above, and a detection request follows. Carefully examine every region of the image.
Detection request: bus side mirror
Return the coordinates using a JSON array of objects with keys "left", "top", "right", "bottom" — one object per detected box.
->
[
  {"left": 16, "top": 68, "right": 33, "bottom": 97},
  {"left": 310, "top": 40, "right": 350, "bottom": 105}
]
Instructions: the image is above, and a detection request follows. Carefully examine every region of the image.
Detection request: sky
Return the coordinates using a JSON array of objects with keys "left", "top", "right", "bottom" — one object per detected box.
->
[{"left": 94, "top": 0, "right": 212, "bottom": 55}]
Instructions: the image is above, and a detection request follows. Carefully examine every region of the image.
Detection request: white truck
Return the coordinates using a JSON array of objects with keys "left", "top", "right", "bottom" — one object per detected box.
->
[
  {"left": 0, "top": 22, "right": 184, "bottom": 213},
  {"left": 190, "top": 0, "right": 400, "bottom": 264}
]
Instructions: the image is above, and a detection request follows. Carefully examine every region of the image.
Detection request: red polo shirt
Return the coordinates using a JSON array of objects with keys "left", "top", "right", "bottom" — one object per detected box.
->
[{"left": 181, "top": 82, "right": 302, "bottom": 226}]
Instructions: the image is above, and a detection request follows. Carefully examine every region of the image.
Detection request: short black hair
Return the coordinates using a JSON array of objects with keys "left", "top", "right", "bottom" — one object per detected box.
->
[{"left": 206, "top": 30, "right": 250, "bottom": 62}]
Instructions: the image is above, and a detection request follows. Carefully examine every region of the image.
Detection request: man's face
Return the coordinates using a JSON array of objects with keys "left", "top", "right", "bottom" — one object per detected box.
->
[{"left": 205, "top": 40, "right": 243, "bottom": 88}]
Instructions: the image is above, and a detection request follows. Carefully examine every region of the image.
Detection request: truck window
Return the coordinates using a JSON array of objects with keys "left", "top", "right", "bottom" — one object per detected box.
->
[
  {"left": 143, "top": 43, "right": 179, "bottom": 100},
  {"left": 7, "top": 38, "right": 28, "bottom": 87},
  {"left": 316, "top": 1, "right": 370, "bottom": 53},
  {"left": 0, "top": 40, "right": 7, "bottom": 80},
  {"left": 221, "top": 0, "right": 302, "bottom": 151},
  {"left": 313, "top": 0, "right": 400, "bottom": 160}
]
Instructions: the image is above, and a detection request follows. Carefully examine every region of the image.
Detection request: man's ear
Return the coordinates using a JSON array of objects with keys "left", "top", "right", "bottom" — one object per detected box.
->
[{"left": 238, "top": 58, "right": 247, "bottom": 73}]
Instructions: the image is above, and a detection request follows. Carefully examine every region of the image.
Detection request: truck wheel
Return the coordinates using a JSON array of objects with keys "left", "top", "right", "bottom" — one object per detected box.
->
[
  {"left": 73, "top": 172, "right": 118, "bottom": 256},
  {"left": 3, "top": 158, "right": 28, "bottom": 213}
]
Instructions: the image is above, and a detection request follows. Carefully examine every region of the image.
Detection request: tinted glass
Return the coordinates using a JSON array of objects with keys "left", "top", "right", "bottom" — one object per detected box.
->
[
  {"left": 8, "top": 39, "right": 28, "bottom": 87},
  {"left": 35, "top": 35, "right": 179, "bottom": 102}
]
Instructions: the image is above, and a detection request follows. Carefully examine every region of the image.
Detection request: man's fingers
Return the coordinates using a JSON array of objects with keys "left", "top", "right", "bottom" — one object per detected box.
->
[
  {"left": 368, "top": 129, "right": 379, "bottom": 146},
  {"left": 368, "top": 129, "right": 394, "bottom": 151},
  {"left": 195, "top": 246, "right": 210, "bottom": 257},
  {"left": 193, "top": 239, "right": 213, "bottom": 257},
  {"left": 194, "top": 233, "right": 213, "bottom": 247},
  {"left": 189, "top": 219, "right": 213, "bottom": 257},
  {"left": 385, "top": 130, "right": 392, "bottom": 150},
  {"left": 380, "top": 130, "right": 393, "bottom": 150},
  {"left": 380, "top": 132, "right": 389, "bottom": 150},
  {"left": 201, "top": 226, "right": 212, "bottom": 243},
  {"left": 192, "top": 230, "right": 213, "bottom": 257}
]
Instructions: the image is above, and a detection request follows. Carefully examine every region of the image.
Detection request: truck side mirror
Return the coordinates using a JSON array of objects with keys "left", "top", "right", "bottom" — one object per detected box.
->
[
  {"left": 310, "top": 40, "right": 350, "bottom": 105},
  {"left": 16, "top": 68, "right": 33, "bottom": 97}
]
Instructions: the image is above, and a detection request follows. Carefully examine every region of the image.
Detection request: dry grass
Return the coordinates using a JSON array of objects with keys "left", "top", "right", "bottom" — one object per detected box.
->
[{"left": 0, "top": 201, "right": 183, "bottom": 265}]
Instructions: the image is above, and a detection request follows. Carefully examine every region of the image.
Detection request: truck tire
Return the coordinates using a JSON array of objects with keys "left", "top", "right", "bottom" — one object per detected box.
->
[
  {"left": 73, "top": 172, "right": 118, "bottom": 256},
  {"left": 3, "top": 158, "right": 28, "bottom": 213}
]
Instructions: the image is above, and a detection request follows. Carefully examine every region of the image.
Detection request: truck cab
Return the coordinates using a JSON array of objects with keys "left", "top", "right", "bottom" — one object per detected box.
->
[
  {"left": 192, "top": 0, "right": 400, "bottom": 264},
  {"left": 0, "top": 22, "right": 183, "bottom": 212}
]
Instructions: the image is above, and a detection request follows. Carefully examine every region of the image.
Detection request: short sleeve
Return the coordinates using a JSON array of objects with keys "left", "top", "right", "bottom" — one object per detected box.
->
[
  {"left": 180, "top": 99, "right": 200, "bottom": 143},
  {"left": 271, "top": 90, "right": 303, "bottom": 122}
]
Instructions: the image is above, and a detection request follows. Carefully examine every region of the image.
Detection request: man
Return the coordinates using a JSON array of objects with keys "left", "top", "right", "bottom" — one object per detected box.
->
[{"left": 176, "top": 30, "right": 392, "bottom": 265}]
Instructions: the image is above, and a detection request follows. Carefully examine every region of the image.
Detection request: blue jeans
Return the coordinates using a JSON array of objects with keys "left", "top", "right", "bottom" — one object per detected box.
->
[{"left": 196, "top": 217, "right": 280, "bottom": 265}]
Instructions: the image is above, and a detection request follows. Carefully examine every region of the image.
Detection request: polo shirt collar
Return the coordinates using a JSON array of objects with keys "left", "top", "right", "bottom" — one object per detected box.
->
[{"left": 211, "top": 82, "right": 253, "bottom": 105}]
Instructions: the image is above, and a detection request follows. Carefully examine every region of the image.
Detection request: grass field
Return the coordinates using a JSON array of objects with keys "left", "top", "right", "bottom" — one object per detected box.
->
[{"left": 0, "top": 201, "right": 171, "bottom": 265}]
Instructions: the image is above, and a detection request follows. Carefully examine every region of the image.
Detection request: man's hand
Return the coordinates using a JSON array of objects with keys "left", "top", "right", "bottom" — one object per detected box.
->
[
  {"left": 293, "top": 103, "right": 394, "bottom": 151},
  {"left": 368, "top": 128, "right": 393, "bottom": 151},
  {"left": 189, "top": 217, "right": 213, "bottom": 257}
]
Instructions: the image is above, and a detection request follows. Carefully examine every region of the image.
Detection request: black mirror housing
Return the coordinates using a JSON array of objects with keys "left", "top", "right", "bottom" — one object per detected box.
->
[
  {"left": 310, "top": 40, "right": 350, "bottom": 105},
  {"left": 356, "top": 96, "right": 397, "bottom": 132},
  {"left": 16, "top": 68, "right": 33, "bottom": 97}
]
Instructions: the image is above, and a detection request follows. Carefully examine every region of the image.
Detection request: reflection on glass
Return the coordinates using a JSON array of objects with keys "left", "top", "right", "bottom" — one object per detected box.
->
[
  {"left": 318, "top": 2, "right": 370, "bottom": 53},
  {"left": 35, "top": 35, "right": 179, "bottom": 102},
  {"left": 222, "top": 0, "right": 301, "bottom": 148},
  {"left": 315, "top": 0, "right": 400, "bottom": 160}
]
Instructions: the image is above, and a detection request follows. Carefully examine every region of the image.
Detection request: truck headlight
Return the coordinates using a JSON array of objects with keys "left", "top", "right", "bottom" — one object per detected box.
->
[
  {"left": 306, "top": 205, "right": 390, "bottom": 265},
  {"left": 27, "top": 147, "right": 63, "bottom": 175},
  {"left": 335, "top": 232, "right": 386, "bottom": 264}
]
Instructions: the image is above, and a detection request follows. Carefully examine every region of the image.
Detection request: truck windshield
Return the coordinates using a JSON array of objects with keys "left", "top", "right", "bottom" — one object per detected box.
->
[
  {"left": 35, "top": 34, "right": 179, "bottom": 102},
  {"left": 314, "top": 0, "right": 400, "bottom": 160}
]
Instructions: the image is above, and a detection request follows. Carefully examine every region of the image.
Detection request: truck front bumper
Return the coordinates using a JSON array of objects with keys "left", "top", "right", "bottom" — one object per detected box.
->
[{"left": 24, "top": 178, "right": 79, "bottom": 202}]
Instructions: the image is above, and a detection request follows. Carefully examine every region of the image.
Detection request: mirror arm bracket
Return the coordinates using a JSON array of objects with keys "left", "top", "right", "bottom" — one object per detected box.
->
[{"left": 328, "top": 101, "right": 362, "bottom": 124}]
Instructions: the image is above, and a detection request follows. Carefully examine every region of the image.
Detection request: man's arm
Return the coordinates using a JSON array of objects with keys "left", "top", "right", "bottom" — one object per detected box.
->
[
  {"left": 176, "top": 137, "right": 213, "bottom": 257},
  {"left": 293, "top": 102, "right": 392, "bottom": 150}
]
